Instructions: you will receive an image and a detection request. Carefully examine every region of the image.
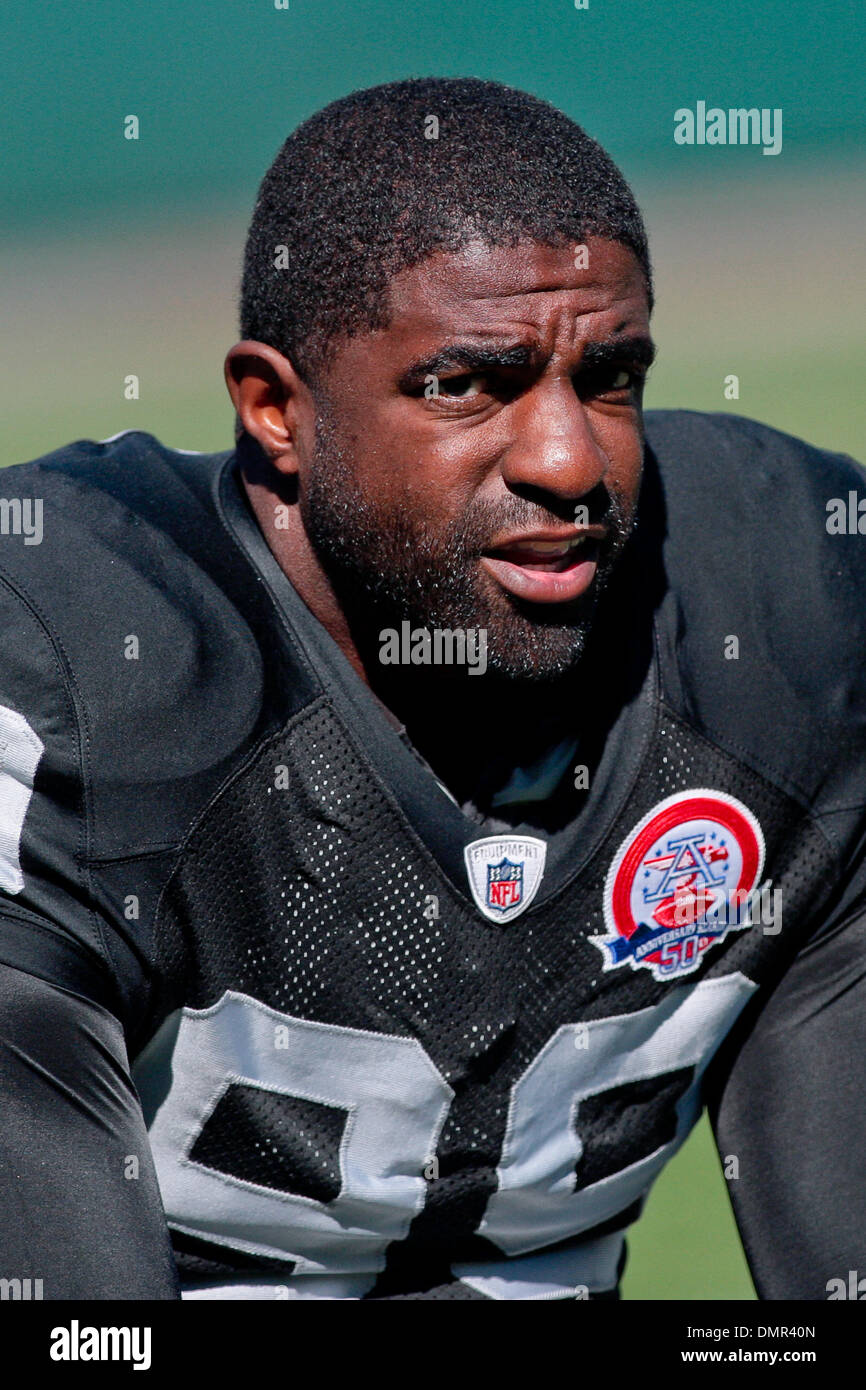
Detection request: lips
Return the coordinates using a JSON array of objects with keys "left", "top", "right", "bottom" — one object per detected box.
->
[
  {"left": 481, "top": 531, "right": 602, "bottom": 604},
  {"left": 487, "top": 536, "right": 587, "bottom": 570}
]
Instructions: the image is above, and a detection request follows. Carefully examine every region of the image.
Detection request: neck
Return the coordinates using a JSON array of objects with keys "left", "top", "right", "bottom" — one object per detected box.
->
[
  {"left": 371, "top": 661, "right": 599, "bottom": 810},
  {"left": 241, "top": 450, "right": 369, "bottom": 684}
]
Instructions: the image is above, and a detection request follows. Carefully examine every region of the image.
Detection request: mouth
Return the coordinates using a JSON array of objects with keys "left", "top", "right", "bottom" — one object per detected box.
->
[{"left": 481, "top": 532, "right": 602, "bottom": 604}]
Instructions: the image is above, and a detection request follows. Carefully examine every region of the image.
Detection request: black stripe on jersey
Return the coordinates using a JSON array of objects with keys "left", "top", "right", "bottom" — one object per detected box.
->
[{"left": 0, "top": 905, "right": 123, "bottom": 1017}]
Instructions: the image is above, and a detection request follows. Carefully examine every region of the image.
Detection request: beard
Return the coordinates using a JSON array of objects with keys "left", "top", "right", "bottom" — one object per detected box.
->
[{"left": 300, "top": 398, "right": 637, "bottom": 683}]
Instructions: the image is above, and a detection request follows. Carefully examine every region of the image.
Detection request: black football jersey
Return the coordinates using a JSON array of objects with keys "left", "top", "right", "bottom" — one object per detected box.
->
[{"left": 0, "top": 410, "right": 864, "bottom": 1300}]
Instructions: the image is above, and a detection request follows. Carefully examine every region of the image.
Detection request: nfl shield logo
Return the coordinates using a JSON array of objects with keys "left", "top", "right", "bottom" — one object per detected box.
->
[
  {"left": 464, "top": 836, "right": 547, "bottom": 924},
  {"left": 487, "top": 857, "right": 524, "bottom": 912}
]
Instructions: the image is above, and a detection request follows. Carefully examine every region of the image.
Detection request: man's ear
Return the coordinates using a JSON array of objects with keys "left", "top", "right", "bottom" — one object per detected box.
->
[{"left": 224, "top": 340, "right": 313, "bottom": 476}]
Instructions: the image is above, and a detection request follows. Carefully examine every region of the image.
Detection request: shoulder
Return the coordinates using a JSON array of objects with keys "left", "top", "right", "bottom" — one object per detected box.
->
[
  {"left": 0, "top": 428, "right": 232, "bottom": 559},
  {"left": 0, "top": 430, "right": 264, "bottom": 716},
  {"left": 642, "top": 410, "right": 866, "bottom": 820},
  {"left": 644, "top": 408, "right": 866, "bottom": 654},
  {"left": 0, "top": 430, "right": 268, "bottom": 853},
  {"left": 644, "top": 407, "right": 865, "bottom": 519}
]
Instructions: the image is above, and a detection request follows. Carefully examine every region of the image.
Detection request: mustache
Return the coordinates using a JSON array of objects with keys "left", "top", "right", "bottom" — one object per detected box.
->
[{"left": 454, "top": 484, "right": 632, "bottom": 555}]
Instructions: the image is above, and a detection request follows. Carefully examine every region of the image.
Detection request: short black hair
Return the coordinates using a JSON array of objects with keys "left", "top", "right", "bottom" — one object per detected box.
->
[{"left": 239, "top": 76, "right": 652, "bottom": 391}]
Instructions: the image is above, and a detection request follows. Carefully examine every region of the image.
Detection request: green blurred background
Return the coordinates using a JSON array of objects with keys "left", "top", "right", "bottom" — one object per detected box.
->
[{"left": 2, "top": 1, "right": 863, "bottom": 1300}]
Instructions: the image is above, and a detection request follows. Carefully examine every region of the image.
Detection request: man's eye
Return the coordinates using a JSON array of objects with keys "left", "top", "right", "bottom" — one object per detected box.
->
[
  {"left": 439, "top": 373, "right": 487, "bottom": 399},
  {"left": 579, "top": 366, "right": 643, "bottom": 399},
  {"left": 599, "top": 368, "right": 639, "bottom": 393}
]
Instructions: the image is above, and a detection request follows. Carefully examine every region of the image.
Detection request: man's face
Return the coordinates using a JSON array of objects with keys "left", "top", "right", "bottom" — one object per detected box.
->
[{"left": 301, "top": 236, "right": 654, "bottom": 681}]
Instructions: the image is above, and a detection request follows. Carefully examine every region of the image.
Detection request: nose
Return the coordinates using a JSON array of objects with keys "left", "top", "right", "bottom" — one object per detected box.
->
[{"left": 499, "top": 377, "right": 609, "bottom": 502}]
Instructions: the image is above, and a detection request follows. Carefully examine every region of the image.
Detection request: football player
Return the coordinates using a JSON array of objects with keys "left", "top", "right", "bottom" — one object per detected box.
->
[{"left": 0, "top": 76, "right": 864, "bottom": 1300}]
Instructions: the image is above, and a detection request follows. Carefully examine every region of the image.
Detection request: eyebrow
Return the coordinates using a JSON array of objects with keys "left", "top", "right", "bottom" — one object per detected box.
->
[
  {"left": 581, "top": 335, "right": 657, "bottom": 370},
  {"left": 397, "top": 334, "right": 656, "bottom": 391},
  {"left": 397, "top": 343, "right": 534, "bottom": 391}
]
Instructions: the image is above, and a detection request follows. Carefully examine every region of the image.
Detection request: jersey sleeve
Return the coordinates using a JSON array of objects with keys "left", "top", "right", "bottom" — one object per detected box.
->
[
  {"left": 0, "top": 478, "right": 178, "bottom": 1297},
  {"left": 643, "top": 412, "right": 866, "bottom": 1299},
  {"left": 705, "top": 837, "right": 866, "bottom": 1300},
  {"left": 0, "top": 957, "right": 179, "bottom": 1298}
]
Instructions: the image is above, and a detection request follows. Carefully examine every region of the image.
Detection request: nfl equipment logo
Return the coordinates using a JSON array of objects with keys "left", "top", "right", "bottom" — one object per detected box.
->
[{"left": 464, "top": 836, "right": 547, "bottom": 924}]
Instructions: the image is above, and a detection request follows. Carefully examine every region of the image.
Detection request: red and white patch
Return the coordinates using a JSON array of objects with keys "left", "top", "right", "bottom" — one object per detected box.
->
[{"left": 591, "top": 789, "right": 765, "bottom": 981}]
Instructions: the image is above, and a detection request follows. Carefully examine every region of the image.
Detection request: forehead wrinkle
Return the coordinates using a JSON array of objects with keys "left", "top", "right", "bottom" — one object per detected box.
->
[
  {"left": 449, "top": 281, "right": 600, "bottom": 301},
  {"left": 437, "top": 273, "right": 627, "bottom": 305},
  {"left": 429, "top": 283, "right": 646, "bottom": 347},
  {"left": 424, "top": 258, "right": 643, "bottom": 307},
  {"left": 424, "top": 288, "right": 635, "bottom": 335},
  {"left": 445, "top": 297, "right": 640, "bottom": 351}
]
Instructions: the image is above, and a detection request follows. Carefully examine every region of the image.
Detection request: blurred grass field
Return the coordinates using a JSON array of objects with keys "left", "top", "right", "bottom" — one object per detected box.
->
[
  {"left": 1, "top": 160, "right": 863, "bottom": 1302},
  {"left": 2, "top": 163, "right": 864, "bottom": 466}
]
